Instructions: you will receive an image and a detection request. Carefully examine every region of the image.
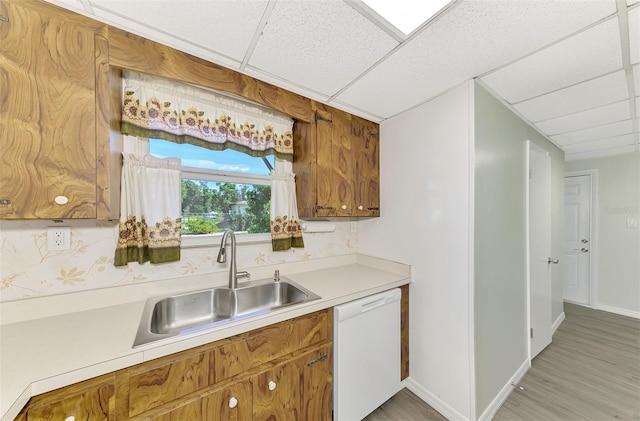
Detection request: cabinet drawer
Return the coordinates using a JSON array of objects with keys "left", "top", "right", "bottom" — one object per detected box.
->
[
  {"left": 126, "top": 351, "right": 210, "bottom": 417},
  {"left": 131, "top": 379, "right": 252, "bottom": 421},
  {"left": 213, "top": 309, "right": 331, "bottom": 382}
]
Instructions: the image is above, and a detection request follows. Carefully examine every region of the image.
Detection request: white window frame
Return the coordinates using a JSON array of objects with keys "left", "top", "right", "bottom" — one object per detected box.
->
[{"left": 125, "top": 136, "right": 273, "bottom": 248}]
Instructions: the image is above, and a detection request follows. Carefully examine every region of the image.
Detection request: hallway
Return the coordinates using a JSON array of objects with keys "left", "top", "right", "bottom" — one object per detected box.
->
[{"left": 366, "top": 303, "right": 640, "bottom": 420}]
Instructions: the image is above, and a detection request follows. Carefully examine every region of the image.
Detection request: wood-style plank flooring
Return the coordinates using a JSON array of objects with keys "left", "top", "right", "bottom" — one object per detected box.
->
[{"left": 365, "top": 303, "right": 640, "bottom": 421}]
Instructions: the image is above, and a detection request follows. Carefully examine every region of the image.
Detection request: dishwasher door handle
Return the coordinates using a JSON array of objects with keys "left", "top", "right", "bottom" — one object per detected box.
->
[{"left": 361, "top": 297, "right": 386, "bottom": 313}]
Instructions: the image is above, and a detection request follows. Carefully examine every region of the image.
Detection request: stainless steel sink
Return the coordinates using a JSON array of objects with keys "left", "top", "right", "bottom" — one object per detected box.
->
[{"left": 134, "top": 277, "right": 320, "bottom": 347}]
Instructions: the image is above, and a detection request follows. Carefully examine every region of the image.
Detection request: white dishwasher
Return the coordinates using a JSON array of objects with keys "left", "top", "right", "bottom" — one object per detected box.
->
[{"left": 333, "top": 288, "right": 402, "bottom": 421}]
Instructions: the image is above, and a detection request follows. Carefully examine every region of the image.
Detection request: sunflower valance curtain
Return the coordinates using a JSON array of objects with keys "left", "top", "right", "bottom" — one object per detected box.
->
[
  {"left": 121, "top": 71, "right": 294, "bottom": 160},
  {"left": 114, "top": 154, "right": 182, "bottom": 267},
  {"left": 270, "top": 159, "right": 304, "bottom": 251}
]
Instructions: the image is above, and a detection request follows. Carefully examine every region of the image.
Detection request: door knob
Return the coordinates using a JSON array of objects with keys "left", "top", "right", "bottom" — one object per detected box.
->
[
  {"left": 548, "top": 258, "right": 559, "bottom": 264},
  {"left": 581, "top": 239, "right": 589, "bottom": 243},
  {"left": 581, "top": 248, "right": 589, "bottom": 252}
]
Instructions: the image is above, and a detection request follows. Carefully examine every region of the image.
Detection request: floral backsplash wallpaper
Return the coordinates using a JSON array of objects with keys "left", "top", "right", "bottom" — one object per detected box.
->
[{"left": 0, "top": 220, "right": 356, "bottom": 302}]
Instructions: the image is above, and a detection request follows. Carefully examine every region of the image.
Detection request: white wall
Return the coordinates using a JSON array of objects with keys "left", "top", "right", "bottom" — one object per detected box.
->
[
  {"left": 473, "top": 83, "right": 528, "bottom": 416},
  {"left": 472, "top": 83, "right": 564, "bottom": 416},
  {"left": 359, "top": 81, "right": 475, "bottom": 420},
  {"left": 565, "top": 152, "right": 640, "bottom": 316}
]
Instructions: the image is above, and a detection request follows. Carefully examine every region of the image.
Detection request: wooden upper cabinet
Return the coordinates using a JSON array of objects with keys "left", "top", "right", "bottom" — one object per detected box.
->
[
  {"left": 294, "top": 107, "right": 380, "bottom": 218},
  {"left": 0, "top": 0, "right": 118, "bottom": 219}
]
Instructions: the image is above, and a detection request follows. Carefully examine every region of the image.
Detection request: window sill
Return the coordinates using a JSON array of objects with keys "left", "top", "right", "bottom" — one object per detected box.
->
[{"left": 181, "top": 232, "right": 272, "bottom": 249}]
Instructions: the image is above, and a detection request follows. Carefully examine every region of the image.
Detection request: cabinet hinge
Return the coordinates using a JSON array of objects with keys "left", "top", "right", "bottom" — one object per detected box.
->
[
  {"left": 315, "top": 114, "right": 333, "bottom": 123},
  {"left": 315, "top": 205, "right": 335, "bottom": 211}
]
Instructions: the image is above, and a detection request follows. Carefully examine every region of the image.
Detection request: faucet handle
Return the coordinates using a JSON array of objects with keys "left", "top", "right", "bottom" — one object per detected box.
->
[{"left": 237, "top": 271, "right": 250, "bottom": 280}]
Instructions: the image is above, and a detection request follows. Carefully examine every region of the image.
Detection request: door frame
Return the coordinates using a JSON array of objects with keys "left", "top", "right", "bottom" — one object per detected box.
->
[{"left": 564, "top": 170, "right": 598, "bottom": 308}]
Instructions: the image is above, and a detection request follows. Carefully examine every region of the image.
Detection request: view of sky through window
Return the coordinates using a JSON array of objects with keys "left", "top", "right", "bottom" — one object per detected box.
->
[{"left": 149, "top": 138, "right": 274, "bottom": 176}]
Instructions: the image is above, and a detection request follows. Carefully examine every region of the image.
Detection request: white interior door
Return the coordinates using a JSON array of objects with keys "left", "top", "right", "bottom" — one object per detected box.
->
[
  {"left": 563, "top": 175, "right": 591, "bottom": 305},
  {"left": 528, "top": 142, "right": 552, "bottom": 358}
]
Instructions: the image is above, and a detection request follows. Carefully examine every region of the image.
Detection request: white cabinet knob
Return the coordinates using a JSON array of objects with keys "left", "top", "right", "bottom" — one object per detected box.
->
[
  {"left": 341, "top": 205, "right": 347, "bottom": 210},
  {"left": 64, "top": 417, "right": 75, "bottom": 421},
  {"left": 229, "top": 396, "right": 238, "bottom": 408},
  {"left": 358, "top": 205, "right": 363, "bottom": 211},
  {"left": 268, "top": 380, "right": 276, "bottom": 391},
  {"left": 54, "top": 195, "right": 69, "bottom": 205}
]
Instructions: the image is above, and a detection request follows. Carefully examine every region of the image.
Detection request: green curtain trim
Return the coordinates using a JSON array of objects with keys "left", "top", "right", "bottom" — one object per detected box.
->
[
  {"left": 114, "top": 246, "right": 180, "bottom": 267},
  {"left": 121, "top": 122, "right": 293, "bottom": 161},
  {"left": 271, "top": 237, "right": 304, "bottom": 251}
]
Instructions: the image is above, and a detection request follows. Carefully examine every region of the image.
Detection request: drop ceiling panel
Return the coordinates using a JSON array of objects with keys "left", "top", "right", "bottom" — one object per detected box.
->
[
  {"left": 90, "top": 0, "right": 268, "bottom": 63},
  {"left": 634, "top": 65, "right": 640, "bottom": 96},
  {"left": 562, "top": 133, "right": 635, "bottom": 153},
  {"left": 480, "top": 18, "right": 622, "bottom": 103},
  {"left": 514, "top": 71, "right": 629, "bottom": 122},
  {"left": 637, "top": 97, "right": 640, "bottom": 116},
  {"left": 336, "top": 0, "right": 617, "bottom": 118},
  {"left": 565, "top": 144, "right": 637, "bottom": 161},
  {"left": 535, "top": 100, "right": 631, "bottom": 135},
  {"left": 551, "top": 119, "right": 634, "bottom": 145},
  {"left": 247, "top": 1, "right": 398, "bottom": 97},
  {"left": 630, "top": 7, "right": 639, "bottom": 64}
]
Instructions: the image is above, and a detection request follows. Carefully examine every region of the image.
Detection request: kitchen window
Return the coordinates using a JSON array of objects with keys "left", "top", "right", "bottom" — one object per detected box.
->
[{"left": 148, "top": 138, "right": 275, "bottom": 247}]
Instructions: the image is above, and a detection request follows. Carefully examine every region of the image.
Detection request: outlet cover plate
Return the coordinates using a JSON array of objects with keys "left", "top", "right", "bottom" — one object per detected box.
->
[{"left": 47, "top": 226, "right": 71, "bottom": 250}]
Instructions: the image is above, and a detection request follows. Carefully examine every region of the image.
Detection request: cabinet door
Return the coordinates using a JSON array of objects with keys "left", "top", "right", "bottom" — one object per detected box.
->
[
  {"left": 301, "top": 345, "right": 332, "bottom": 421},
  {"left": 315, "top": 111, "right": 356, "bottom": 217},
  {"left": 0, "top": 0, "right": 108, "bottom": 219},
  {"left": 252, "top": 358, "right": 303, "bottom": 421},
  {"left": 23, "top": 378, "right": 114, "bottom": 421},
  {"left": 146, "top": 379, "right": 252, "bottom": 421},
  {"left": 352, "top": 116, "right": 380, "bottom": 217},
  {"left": 125, "top": 350, "right": 210, "bottom": 417}
]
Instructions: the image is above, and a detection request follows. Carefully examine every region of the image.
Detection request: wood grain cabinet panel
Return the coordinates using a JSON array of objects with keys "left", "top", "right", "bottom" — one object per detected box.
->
[
  {"left": 125, "top": 351, "right": 210, "bottom": 417},
  {"left": 213, "top": 309, "right": 331, "bottom": 382},
  {"left": 252, "top": 344, "right": 332, "bottom": 421},
  {"left": 136, "top": 379, "right": 252, "bottom": 421},
  {"left": 294, "top": 106, "right": 380, "bottom": 218},
  {"left": 0, "top": 0, "right": 117, "bottom": 219},
  {"left": 17, "top": 374, "right": 115, "bottom": 421},
  {"left": 252, "top": 357, "right": 303, "bottom": 421},
  {"left": 301, "top": 344, "right": 332, "bottom": 421}
]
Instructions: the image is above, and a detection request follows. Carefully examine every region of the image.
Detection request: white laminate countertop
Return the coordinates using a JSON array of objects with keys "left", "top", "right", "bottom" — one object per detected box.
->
[{"left": 0, "top": 254, "right": 410, "bottom": 421}]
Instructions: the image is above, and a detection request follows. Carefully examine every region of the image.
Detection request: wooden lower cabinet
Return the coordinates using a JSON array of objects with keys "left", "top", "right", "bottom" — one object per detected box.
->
[
  {"left": 252, "top": 345, "right": 332, "bottom": 421},
  {"left": 15, "top": 310, "right": 332, "bottom": 421},
  {"left": 136, "top": 379, "right": 252, "bottom": 421},
  {"left": 16, "top": 374, "right": 115, "bottom": 421}
]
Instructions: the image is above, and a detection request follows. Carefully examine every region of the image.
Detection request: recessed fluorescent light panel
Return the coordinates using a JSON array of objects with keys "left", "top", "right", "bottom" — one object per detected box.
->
[{"left": 361, "top": 0, "right": 451, "bottom": 35}]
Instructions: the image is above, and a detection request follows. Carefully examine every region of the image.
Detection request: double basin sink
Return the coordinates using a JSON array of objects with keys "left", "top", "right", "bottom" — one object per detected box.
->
[{"left": 134, "top": 276, "right": 321, "bottom": 347}]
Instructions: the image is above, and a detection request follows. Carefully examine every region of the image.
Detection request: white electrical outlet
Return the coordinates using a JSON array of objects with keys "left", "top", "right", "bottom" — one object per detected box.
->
[{"left": 47, "top": 226, "right": 71, "bottom": 250}]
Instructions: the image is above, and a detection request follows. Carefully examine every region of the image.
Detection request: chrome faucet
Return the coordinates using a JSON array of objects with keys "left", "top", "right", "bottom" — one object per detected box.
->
[{"left": 216, "top": 230, "right": 250, "bottom": 289}]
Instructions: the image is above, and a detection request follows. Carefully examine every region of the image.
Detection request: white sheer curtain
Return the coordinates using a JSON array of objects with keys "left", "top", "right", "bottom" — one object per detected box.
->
[
  {"left": 270, "top": 158, "right": 304, "bottom": 251},
  {"left": 115, "top": 153, "right": 182, "bottom": 266}
]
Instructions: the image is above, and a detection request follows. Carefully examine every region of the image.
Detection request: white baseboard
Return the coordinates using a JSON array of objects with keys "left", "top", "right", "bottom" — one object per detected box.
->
[
  {"left": 403, "top": 378, "right": 470, "bottom": 421},
  {"left": 596, "top": 304, "right": 640, "bottom": 319},
  {"left": 552, "top": 312, "right": 565, "bottom": 335},
  {"left": 477, "top": 359, "right": 529, "bottom": 421}
]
